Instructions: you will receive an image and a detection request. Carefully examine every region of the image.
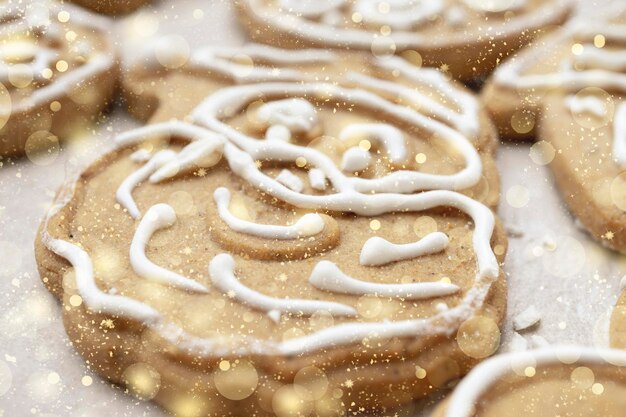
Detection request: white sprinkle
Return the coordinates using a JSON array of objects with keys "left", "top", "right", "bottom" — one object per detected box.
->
[
  {"left": 308, "top": 168, "right": 327, "bottom": 190},
  {"left": 513, "top": 305, "right": 541, "bottom": 331},
  {"left": 267, "top": 310, "right": 281, "bottom": 323},
  {"left": 530, "top": 334, "right": 550, "bottom": 348},
  {"left": 509, "top": 331, "right": 528, "bottom": 352},
  {"left": 341, "top": 147, "right": 371, "bottom": 172},
  {"left": 505, "top": 225, "right": 524, "bottom": 238},
  {"left": 275, "top": 169, "right": 304, "bottom": 192}
]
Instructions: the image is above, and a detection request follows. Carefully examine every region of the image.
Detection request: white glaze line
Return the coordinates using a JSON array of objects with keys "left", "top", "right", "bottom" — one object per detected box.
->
[
  {"left": 309, "top": 260, "right": 459, "bottom": 300},
  {"left": 565, "top": 94, "right": 607, "bottom": 118},
  {"left": 130, "top": 204, "right": 209, "bottom": 293},
  {"left": 275, "top": 169, "right": 304, "bottom": 192},
  {"left": 360, "top": 232, "right": 449, "bottom": 266},
  {"left": 209, "top": 254, "right": 357, "bottom": 317},
  {"left": 213, "top": 187, "right": 325, "bottom": 239}
]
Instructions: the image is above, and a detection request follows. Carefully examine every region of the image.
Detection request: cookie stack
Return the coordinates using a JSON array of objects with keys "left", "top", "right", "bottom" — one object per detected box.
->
[{"left": 7, "top": 0, "right": 620, "bottom": 416}]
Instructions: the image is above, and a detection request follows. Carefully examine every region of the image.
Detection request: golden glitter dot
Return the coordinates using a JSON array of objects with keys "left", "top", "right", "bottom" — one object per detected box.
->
[
  {"left": 57, "top": 10, "right": 70, "bottom": 22},
  {"left": 456, "top": 316, "right": 501, "bottom": 359},
  {"left": 524, "top": 366, "right": 536, "bottom": 377},
  {"left": 506, "top": 185, "right": 530, "bottom": 208},
  {"left": 558, "top": 321, "right": 567, "bottom": 329},
  {"left": 47, "top": 372, "right": 60, "bottom": 384},
  {"left": 356, "top": 295, "right": 383, "bottom": 319},
  {"left": 219, "top": 360, "right": 230, "bottom": 371},
  {"left": 378, "top": 2, "right": 390, "bottom": 13},
  {"left": 440, "top": 277, "right": 451, "bottom": 284},
  {"left": 401, "top": 49, "right": 422, "bottom": 69},
  {"left": 594, "top": 34, "right": 606, "bottom": 48},
  {"left": 380, "top": 25, "right": 391, "bottom": 36},
  {"left": 154, "top": 35, "right": 190, "bottom": 69},
  {"left": 529, "top": 140, "right": 555, "bottom": 165},
  {"left": 571, "top": 43, "right": 584, "bottom": 55},
  {"left": 352, "top": 12, "right": 363, "bottom": 23},
  {"left": 81, "top": 375, "right": 93, "bottom": 386},
  {"left": 56, "top": 60, "right": 68, "bottom": 72},
  {"left": 25, "top": 131, "right": 60, "bottom": 166},
  {"left": 192, "top": 9, "right": 204, "bottom": 19},
  {"left": 571, "top": 366, "right": 594, "bottom": 389},
  {"left": 415, "top": 366, "right": 427, "bottom": 379},
  {"left": 214, "top": 360, "right": 258, "bottom": 400},
  {"left": 592, "top": 382, "right": 604, "bottom": 395},
  {"left": 50, "top": 101, "right": 61, "bottom": 112},
  {"left": 369, "top": 219, "right": 381, "bottom": 231},
  {"left": 359, "top": 139, "right": 371, "bottom": 151},
  {"left": 494, "top": 244, "right": 505, "bottom": 256},
  {"left": 415, "top": 153, "right": 427, "bottom": 164},
  {"left": 273, "top": 385, "right": 313, "bottom": 417},
  {"left": 123, "top": 363, "right": 161, "bottom": 400},
  {"left": 65, "top": 30, "right": 77, "bottom": 42},
  {"left": 413, "top": 216, "right": 437, "bottom": 238},
  {"left": 295, "top": 156, "right": 307, "bottom": 167},
  {"left": 294, "top": 366, "right": 328, "bottom": 401},
  {"left": 371, "top": 36, "right": 396, "bottom": 59},
  {"left": 511, "top": 110, "right": 535, "bottom": 134},
  {"left": 41, "top": 68, "right": 53, "bottom": 79},
  {"left": 69, "top": 294, "right": 82, "bottom": 307}
]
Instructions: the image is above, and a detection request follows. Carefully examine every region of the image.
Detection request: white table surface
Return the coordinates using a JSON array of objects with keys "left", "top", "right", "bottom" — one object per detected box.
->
[{"left": 0, "top": 0, "right": 622, "bottom": 416}]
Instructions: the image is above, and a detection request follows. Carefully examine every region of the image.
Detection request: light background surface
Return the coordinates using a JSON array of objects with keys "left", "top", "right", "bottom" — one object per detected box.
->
[{"left": 0, "top": 0, "right": 622, "bottom": 416}]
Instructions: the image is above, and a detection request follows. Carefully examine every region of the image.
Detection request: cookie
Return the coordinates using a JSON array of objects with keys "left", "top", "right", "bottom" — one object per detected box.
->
[
  {"left": 482, "top": 3, "right": 626, "bottom": 139},
  {"left": 67, "top": 0, "right": 151, "bottom": 15},
  {"left": 234, "top": 0, "right": 572, "bottom": 81},
  {"left": 37, "top": 55, "right": 507, "bottom": 414},
  {"left": 432, "top": 346, "right": 626, "bottom": 417},
  {"left": 0, "top": 1, "right": 117, "bottom": 156},
  {"left": 123, "top": 42, "right": 501, "bottom": 207}
]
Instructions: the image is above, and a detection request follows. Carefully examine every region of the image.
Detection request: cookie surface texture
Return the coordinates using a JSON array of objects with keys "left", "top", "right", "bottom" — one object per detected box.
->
[
  {"left": 38, "top": 46, "right": 507, "bottom": 415},
  {"left": 0, "top": 1, "right": 117, "bottom": 156}
]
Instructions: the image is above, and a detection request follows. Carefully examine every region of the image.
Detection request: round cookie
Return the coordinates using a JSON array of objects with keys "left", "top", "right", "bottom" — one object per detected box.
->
[
  {"left": 0, "top": 1, "right": 117, "bottom": 156},
  {"left": 67, "top": 0, "right": 151, "bottom": 15},
  {"left": 432, "top": 346, "right": 626, "bottom": 417},
  {"left": 37, "top": 65, "right": 508, "bottom": 414},
  {"left": 123, "top": 42, "right": 501, "bottom": 208},
  {"left": 482, "top": 2, "right": 626, "bottom": 139},
  {"left": 234, "top": 0, "right": 572, "bottom": 81}
]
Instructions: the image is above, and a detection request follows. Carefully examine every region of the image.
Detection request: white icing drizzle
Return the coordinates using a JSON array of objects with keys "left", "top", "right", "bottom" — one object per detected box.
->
[
  {"left": 339, "top": 123, "right": 407, "bottom": 164},
  {"left": 462, "top": 0, "right": 526, "bottom": 13},
  {"left": 309, "top": 260, "right": 459, "bottom": 300},
  {"left": 209, "top": 254, "right": 357, "bottom": 317},
  {"left": 275, "top": 169, "right": 304, "bottom": 192},
  {"left": 352, "top": 0, "right": 443, "bottom": 30},
  {"left": 341, "top": 146, "right": 371, "bottom": 172},
  {"left": 613, "top": 102, "right": 626, "bottom": 166},
  {"left": 359, "top": 232, "right": 449, "bottom": 266},
  {"left": 265, "top": 124, "right": 291, "bottom": 142},
  {"left": 130, "top": 204, "right": 209, "bottom": 293},
  {"left": 565, "top": 94, "right": 607, "bottom": 118},
  {"left": 279, "top": 0, "right": 345, "bottom": 18},
  {"left": 42, "top": 111, "right": 498, "bottom": 356},
  {"left": 187, "top": 44, "right": 336, "bottom": 83},
  {"left": 116, "top": 150, "right": 177, "bottom": 219},
  {"left": 444, "top": 346, "right": 626, "bottom": 417},
  {"left": 213, "top": 187, "right": 325, "bottom": 239},
  {"left": 0, "top": 2, "right": 114, "bottom": 113},
  {"left": 116, "top": 128, "right": 226, "bottom": 218},
  {"left": 129, "top": 149, "right": 152, "bottom": 162},
  {"left": 308, "top": 168, "right": 327, "bottom": 190},
  {"left": 257, "top": 98, "right": 319, "bottom": 133},
  {"left": 192, "top": 82, "right": 483, "bottom": 193}
]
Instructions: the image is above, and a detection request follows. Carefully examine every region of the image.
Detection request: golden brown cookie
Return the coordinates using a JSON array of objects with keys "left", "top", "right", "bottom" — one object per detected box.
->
[
  {"left": 234, "top": 0, "right": 572, "bottom": 81},
  {"left": 0, "top": 1, "right": 118, "bottom": 156},
  {"left": 38, "top": 51, "right": 508, "bottom": 415},
  {"left": 67, "top": 0, "right": 151, "bottom": 15},
  {"left": 123, "top": 42, "right": 501, "bottom": 208},
  {"left": 432, "top": 346, "right": 626, "bottom": 417},
  {"left": 482, "top": 3, "right": 626, "bottom": 140}
]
